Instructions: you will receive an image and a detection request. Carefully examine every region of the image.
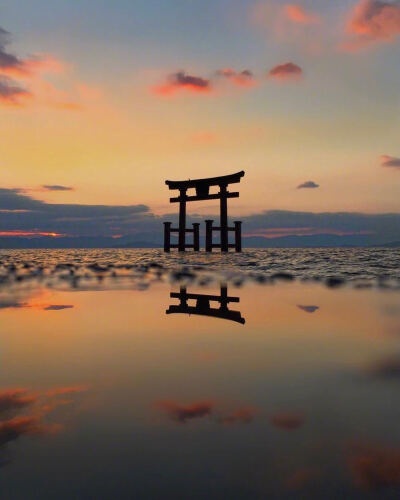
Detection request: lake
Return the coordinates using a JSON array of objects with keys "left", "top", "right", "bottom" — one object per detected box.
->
[{"left": 1, "top": 249, "right": 400, "bottom": 499}]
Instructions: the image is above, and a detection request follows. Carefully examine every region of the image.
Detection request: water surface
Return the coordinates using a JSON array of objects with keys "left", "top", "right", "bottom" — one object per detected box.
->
[{"left": 1, "top": 250, "right": 400, "bottom": 498}]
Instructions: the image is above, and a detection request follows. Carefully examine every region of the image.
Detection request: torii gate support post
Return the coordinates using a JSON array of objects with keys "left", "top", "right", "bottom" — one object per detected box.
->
[
  {"left": 164, "top": 222, "right": 171, "bottom": 252},
  {"left": 220, "top": 184, "right": 228, "bottom": 252},
  {"left": 205, "top": 220, "right": 213, "bottom": 252},
  {"left": 178, "top": 188, "right": 187, "bottom": 252},
  {"left": 234, "top": 221, "right": 242, "bottom": 252},
  {"left": 193, "top": 223, "right": 200, "bottom": 251}
]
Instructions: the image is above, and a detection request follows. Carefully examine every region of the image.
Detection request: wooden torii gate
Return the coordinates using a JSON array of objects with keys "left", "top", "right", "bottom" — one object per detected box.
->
[
  {"left": 163, "top": 170, "right": 245, "bottom": 252},
  {"left": 166, "top": 285, "right": 245, "bottom": 324}
]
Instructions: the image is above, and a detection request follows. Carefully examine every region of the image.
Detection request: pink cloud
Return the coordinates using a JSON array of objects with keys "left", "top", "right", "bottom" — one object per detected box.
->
[
  {"left": 152, "top": 71, "right": 211, "bottom": 96},
  {"left": 0, "top": 25, "right": 101, "bottom": 110},
  {"left": 380, "top": 155, "right": 400, "bottom": 169},
  {"left": 342, "top": 0, "right": 400, "bottom": 50},
  {"left": 268, "top": 62, "right": 303, "bottom": 81},
  {"left": 283, "top": 4, "right": 320, "bottom": 25}
]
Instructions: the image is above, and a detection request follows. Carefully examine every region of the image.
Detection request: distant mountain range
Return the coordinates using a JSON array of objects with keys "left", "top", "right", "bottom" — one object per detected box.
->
[{"left": 1, "top": 234, "right": 399, "bottom": 249}]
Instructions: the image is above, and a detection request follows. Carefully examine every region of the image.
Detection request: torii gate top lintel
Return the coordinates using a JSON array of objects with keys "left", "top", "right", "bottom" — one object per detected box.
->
[{"left": 165, "top": 170, "right": 244, "bottom": 192}]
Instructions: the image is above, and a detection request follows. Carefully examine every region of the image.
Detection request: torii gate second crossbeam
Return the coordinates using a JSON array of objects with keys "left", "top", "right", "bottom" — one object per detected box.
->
[{"left": 163, "top": 170, "right": 245, "bottom": 252}]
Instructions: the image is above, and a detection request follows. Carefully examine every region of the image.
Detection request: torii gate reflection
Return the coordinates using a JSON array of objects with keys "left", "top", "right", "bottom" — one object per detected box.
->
[{"left": 166, "top": 285, "right": 245, "bottom": 324}]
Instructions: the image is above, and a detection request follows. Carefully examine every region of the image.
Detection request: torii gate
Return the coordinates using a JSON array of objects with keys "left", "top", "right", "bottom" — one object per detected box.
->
[{"left": 163, "top": 170, "right": 245, "bottom": 252}]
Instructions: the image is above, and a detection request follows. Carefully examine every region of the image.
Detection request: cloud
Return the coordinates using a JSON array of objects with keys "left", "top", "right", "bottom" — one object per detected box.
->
[
  {"left": 283, "top": 4, "right": 320, "bottom": 25},
  {"left": 43, "top": 304, "right": 74, "bottom": 311},
  {"left": 0, "top": 188, "right": 150, "bottom": 237},
  {"left": 343, "top": 0, "right": 400, "bottom": 50},
  {"left": 156, "top": 400, "right": 213, "bottom": 423},
  {"left": 0, "top": 25, "right": 93, "bottom": 110},
  {"left": 269, "top": 412, "right": 304, "bottom": 430},
  {"left": 41, "top": 185, "right": 74, "bottom": 192},
  {"left": 0, "top": 76, "right": 31, "bottom": 105},
  {"left": 347, "top": 442, "right": 400, "bottom": 489},
  {"left": 268, "top": 62, "right": 303, "bottom": 81},
  {"left": 297, "top": 305, "right": 319, "bottom": 313},
  {"left": 0, "top": 27, "right": 26, "bottom": 76},
  {"left": 381, "top": 155, "right": 400, "bottom": 169},
  {"left": 152, "top": 71, "right": 211, "bottom": 96},
  {"left": 216, "top": 68, "right": 256, "bottom": 87},
  {"left": 0, "top": 389, "right": 36, "bottom": 414},
  {"left": 0, "top": 27, "right": 65, "bottom": 79},
  {"left": 297, "top": 181, "right": 319, "bottom": 189},
  {"left": 1, "top": 188, "right": 400, "bottom": 245}
]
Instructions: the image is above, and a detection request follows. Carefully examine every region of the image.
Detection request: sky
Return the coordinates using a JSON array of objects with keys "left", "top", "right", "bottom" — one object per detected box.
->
[{"left": 1, "top": 0, "right": 400, "bottom": 242}]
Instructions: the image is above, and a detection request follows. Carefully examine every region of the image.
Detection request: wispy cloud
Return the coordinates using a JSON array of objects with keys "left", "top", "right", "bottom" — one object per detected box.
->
[
  {"left": 41, "top": 185, "right": 74, "bottom": 192},
  {"left": 283, "top": 4, "right": 321, "bottom": 25},
  {"left": 0, "top": 76, "right": 31, "bottom": 105},
  {"left": 216, "top": 68, "right": 256, "bottom": 87},
  {"left": 0, "top": 25, "right": 99, "bottom": 110}
]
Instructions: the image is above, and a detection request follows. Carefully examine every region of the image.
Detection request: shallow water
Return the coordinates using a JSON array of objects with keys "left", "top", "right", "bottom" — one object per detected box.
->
[
  {"left": 1, "top": 249, "right": 400, "bottom": 499},
  {"left": 1, "top": 248, "right": 400, "bottom": 291}
]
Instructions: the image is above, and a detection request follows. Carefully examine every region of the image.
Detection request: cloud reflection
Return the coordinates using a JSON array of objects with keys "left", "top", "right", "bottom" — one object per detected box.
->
[
  {"left": 297, "top": 305, "right": 320, "bottom": 313},
  {"left": 269, "top": 412, "right": 304, "bottom": 430},
  {"left": 348, "top": 442, "right": 400, "bottom": 489},
  {"left": 0, "top": 385, "right": 89, "bottom": 467},
  {"left": 156, "top": 400, "right": 213, "bottom": 423}
]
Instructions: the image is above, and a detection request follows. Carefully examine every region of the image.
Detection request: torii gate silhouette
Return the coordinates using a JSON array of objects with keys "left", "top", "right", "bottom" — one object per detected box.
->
[
  {"left": 166, "top": 285, "right": 245, "bottom": 324},
  {"left": 163, "top": 170, "right": 245, "bottom": 252}
]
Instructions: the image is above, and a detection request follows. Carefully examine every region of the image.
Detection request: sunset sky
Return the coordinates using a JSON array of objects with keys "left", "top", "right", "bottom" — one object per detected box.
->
[{"left": 1, "top": 0, "right": 400, "bottom": 242}]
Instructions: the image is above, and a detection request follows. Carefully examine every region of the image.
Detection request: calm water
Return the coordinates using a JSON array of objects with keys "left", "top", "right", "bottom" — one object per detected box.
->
[{"left": 1, "top": 249, "right": 400, "bottom": 498}]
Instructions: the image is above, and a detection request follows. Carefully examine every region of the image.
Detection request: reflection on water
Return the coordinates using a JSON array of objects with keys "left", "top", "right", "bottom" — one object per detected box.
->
[
  {"left": 167, "top": 284, "right": 245, "bottom": 324},
  {"left": 1, "top": 280, "right": 400, "bottom": 499}
]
